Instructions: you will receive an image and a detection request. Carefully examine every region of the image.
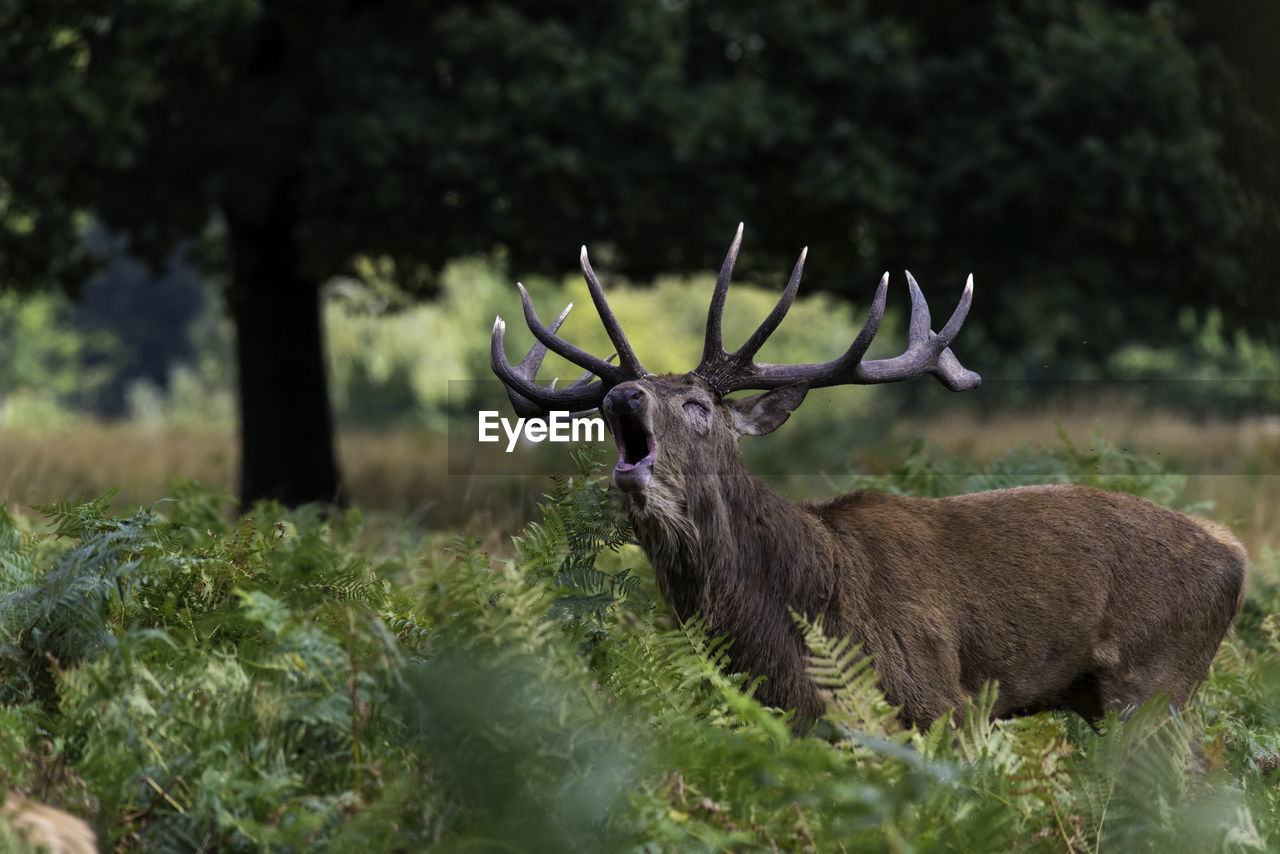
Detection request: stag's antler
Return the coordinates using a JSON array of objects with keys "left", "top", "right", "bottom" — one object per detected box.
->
[
  {"left": 493, "top": 224, "right": 979, "bottom": 414},
  {"left": 491, "top": 246, "right": 649, "bottom": 416},
  {"left": 692, "top": 223, "right": 980, "bottom": 394}
]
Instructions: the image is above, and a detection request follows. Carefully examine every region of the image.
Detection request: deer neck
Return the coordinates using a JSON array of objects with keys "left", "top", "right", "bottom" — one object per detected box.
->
[{"left": 622, "top": 462, "right": 836, "bottom": 627}]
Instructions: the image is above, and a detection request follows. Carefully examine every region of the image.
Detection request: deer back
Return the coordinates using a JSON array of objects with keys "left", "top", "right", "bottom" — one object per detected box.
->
[{"left": 813, "top": 484, "right": 1246, "bottom": 724}]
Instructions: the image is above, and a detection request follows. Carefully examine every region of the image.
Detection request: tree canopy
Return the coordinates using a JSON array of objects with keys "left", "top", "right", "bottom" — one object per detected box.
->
[{"left": 1, "top": 0, "right": 1274, "bottom": 502}]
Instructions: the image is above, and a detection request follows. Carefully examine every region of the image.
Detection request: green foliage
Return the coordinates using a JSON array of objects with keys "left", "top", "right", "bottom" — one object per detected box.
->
[
  {"left": 859, "top": 426, "right": 1192, "bottom": 509},
  {"left": 516, "top": 446, "right": 649, "bottom": 661},
  {"left": 0, "top": 488, "right": 406, "bottom": 849},
  {"left": 323, "top": 255, "right": 879, "bottom": 429},
  {"left": 4, "top": 0, "right": 1278, "bottom": 506},
  {"left": 0, "top": 290, "right": 119, "bottom": 430},
  {"left": 3, "top": 0, "right": 1276, "bottom": 363},
  {"left": 9, "top": 0, "right": 1280, "bottom": 435},
  {"left": 1108, "top": 308, "right": 1280, "bottom": 415},
  {"left": 388, "top": 537, "right": 638, "bottom": 852},
  {"left": 800, "top": 614, "right": 902, "bottom": 737},
  {"left": 2, "top": 253, "right": 881, "bottom": 431},
  {"left": 1, "top": 444, "right": 1278, "bottom": 850}
]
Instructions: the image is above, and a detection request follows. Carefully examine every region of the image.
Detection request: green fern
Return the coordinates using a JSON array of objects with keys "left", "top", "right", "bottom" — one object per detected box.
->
[
  {"left": 799, "top": 612, "right": 901, "bottom": 739},
  {"left": 514, "top": 446, "right": 648, "bottom": 665},
  {"left": 1, "top": 441, "right": 1277, "bottom": 852},
  {"left": 29, "top": 488, "right": 120, "bottom": 539}
]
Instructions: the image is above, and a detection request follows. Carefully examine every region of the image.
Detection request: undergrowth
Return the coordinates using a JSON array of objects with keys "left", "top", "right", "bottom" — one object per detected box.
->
[{"left": 0, "top": 444, "right": 1276, "bottom": 851}]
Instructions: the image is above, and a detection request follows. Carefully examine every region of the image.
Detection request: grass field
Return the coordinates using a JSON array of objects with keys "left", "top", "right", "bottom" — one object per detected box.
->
[{"left": 3, "top": 403, "right": 1276, "bottom": 559}]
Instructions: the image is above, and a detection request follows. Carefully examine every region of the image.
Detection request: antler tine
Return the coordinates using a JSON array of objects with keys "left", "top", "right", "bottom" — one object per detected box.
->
[
  {"left": 905, "top": 270, "right": 933, "bottom": 343},
  {"left": 522, "top": 304, "right": 618, "bottom": 395},
  {"left": 700, "top": 222, "right": 744, "bottom": 367},
  {"left": 826, "top": 270, "right": 890, "bottom": 372},
  {"left": 491, "top": 243, "right": 650, "bottom": 416},
  {"left": 936, "top": 273, "right": 974, "bottom": 346},
  {"left": 931, "top": 347, "right": 981, "bottom": 392},
  {"left": 851, "top": 272, "right": 979, "bottom": 390},
  {"left": 556, "top": 353, "right": 616, "bottom": 390},
  {"left": 580, "top": 246, "right": 647, "bottom": 377},
  {"left": 735, "top": 246, "right": 807, "bottom": 363},
  {"left": 513, "top": 302, "right": 573, "bottom": 377},
  {"left": 704, "top": 261, "right": 977, "bottom": 393},
  {"left": 919, "top": 273, "right": 979, "bottom": 390},
  {"left": 491, "top": 314, "right": 609, "bottom": 416},
  {"left": 518, "top": 283, "right": 625, "bottom": 383}
]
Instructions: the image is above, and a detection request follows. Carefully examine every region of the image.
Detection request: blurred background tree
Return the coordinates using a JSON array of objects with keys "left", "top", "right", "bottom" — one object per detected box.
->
[{"left": 0, "top": 0, "right": 1274, "bottom": 505}]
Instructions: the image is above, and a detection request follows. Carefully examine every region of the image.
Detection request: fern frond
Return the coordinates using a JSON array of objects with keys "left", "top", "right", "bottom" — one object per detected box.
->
[
  {"left": 797, "top": 613, "right": 900, "bottom": 739},
  {"left": 31, "top": 489, "right": 120, "bottom": 538}
]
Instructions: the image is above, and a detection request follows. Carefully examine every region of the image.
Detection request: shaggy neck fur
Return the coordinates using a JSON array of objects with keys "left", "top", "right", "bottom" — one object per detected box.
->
[{"left": 621, "top": 456, "right": 843, "bottom": 719}]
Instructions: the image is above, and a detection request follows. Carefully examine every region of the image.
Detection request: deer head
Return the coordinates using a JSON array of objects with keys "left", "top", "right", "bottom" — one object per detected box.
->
[{"left": 491, "top": 223, "right": 979, "bottom": 500}]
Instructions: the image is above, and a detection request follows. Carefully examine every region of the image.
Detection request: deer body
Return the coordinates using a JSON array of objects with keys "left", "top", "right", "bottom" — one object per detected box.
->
[
  {"left": 492, "top": 225, "right": 1247, "bottom": 726},
  {"left": 619, "top": 414, "right": 1245, "bottom": 725}
]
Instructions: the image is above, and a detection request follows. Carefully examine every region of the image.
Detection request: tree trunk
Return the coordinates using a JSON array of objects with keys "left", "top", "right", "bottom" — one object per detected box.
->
[{"left": 225, "top": 197, "right": 343, "bottom": 508}]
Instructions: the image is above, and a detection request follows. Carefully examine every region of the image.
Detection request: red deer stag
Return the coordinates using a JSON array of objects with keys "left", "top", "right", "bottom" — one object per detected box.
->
[{"left": 490, "top": 224, "right": 1247, "bottom": 727}]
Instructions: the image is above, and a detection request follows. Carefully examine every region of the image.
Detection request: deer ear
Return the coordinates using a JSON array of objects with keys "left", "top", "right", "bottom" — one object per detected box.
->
[{"left": 727, "top": 384, "right": 809, "bottom": 436}]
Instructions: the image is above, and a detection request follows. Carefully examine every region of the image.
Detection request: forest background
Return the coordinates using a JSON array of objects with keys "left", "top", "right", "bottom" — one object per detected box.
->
[
  {"left": 2, "top": 0, "right": 1278, "bottom": 524},
  {"left": 1, "top": 2, "right": 1279, "bottom": 850}
]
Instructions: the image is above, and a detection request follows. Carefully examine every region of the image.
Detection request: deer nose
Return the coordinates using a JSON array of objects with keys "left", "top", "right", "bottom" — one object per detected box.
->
[{"left": 603, "top": 386, "right": 645, "bottom": 416}]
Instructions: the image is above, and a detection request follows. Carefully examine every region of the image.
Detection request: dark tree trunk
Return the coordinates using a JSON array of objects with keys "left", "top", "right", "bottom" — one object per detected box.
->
[{"left": 225, "top": 194, "right": 343, "bottom": 508}]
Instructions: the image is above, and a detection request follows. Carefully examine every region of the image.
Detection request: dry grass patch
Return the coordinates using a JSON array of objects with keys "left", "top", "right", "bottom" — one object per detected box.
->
[
  {"left": 0, "top": 422, "right": 237, "bottom": 515},
  {"left": 3, "top": 408, "right": 1275, "bottom": 560},
  {"left": 0, "top": 422, "right": 545, "bottom": 551},
  {"left": 898, "top": 406, "right": 1280, "bottom": 560}
]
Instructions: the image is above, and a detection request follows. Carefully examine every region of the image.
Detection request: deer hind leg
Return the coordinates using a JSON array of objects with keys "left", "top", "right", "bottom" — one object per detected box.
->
[
  {"left": 1095, "top": 622, "right": 1226, "bottom": 721},
  {"left": 1092, "top": 674, "right": 1148, "bottom": 720},
  {"left": 1094, "top": 662, "right": 1201, "bottom": 721},
  {"left": 1086, "top": 641, "right": 1165, "bottom": 719},
  {"left": 1061, "top": 671, "right": 1106, "bottom": 726}
]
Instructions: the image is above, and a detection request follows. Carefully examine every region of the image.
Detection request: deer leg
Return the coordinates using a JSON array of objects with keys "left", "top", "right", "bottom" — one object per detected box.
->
[
  {"left": 1061, "top": 671, "right": 1107, "bottom": 727},
  {"left": 1095, "top": 665, "right": 1195, "bottom": 719},
  {"left": 882, "top": 647, "right": 967, "bottom": 729}
]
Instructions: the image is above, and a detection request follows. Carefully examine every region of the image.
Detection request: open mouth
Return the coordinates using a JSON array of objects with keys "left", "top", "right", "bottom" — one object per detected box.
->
[{"left": 609, "top": 409, "right": 656, "bottom": 493}]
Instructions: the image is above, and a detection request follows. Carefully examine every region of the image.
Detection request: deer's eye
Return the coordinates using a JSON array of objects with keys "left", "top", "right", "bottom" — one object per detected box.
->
[{"left": 683, "top": 400, "right": 710, "bottom": 420}]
